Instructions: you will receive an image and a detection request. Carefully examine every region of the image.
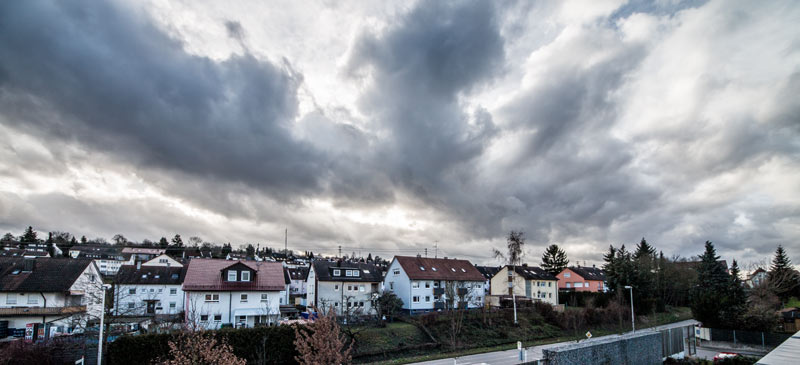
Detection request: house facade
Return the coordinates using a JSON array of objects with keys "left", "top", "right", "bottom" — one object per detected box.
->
[
  {"left": 286, "top": 266, "right": 308, "bottom": 305},
  {"left": 182, "top": 259, "right": 286, "bottom": 329},
  {"left": 70, "top": 245, "right": 134, "bottom": 275},
  {"left": 556, "top": 266, "right": 607, "bottom": 292},
  {"left": 0, "top": 257, "right": 104, "bottom": 336},
  {"left": 113, "top": 263, "right": 186, "bottom": 317},
  {"left": 489, "top": 265, "right": 559, "bottom": 306},
  {"left": 475, "top": 266, "right": 501, "bottom": 296},
  {"left": 746, "top": 268, "right": 767, "bottom": 288},
  {"left": 384, "top": 256, "right": 485, "bottom": 313},
  {"left": 306, "top": 260, "right": 382, "bottom": 316}
]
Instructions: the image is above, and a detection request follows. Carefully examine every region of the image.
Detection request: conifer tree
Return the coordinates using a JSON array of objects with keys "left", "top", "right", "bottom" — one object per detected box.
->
[
  {"left": 767, "top": 245, "right": 799, "bottom": 301},
  {"left": 690, "top": 241, "right": 731, "bottom": 328},
  {"left": 21, "top": 226, "right": 37, "bottom": 243},
  {"left": 721, "top": 259, "right": 747, "bottom": 327},
  {"left": 541, "top": 244, "right": 569, "bottom": 276},
  {"left": 158, "top": 237, "right": 169, "bottom": 248}
]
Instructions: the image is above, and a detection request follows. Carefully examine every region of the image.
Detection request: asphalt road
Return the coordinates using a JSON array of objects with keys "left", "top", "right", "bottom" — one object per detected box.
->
[{"left": 410, "top": 319, "right": 700, "bottom": 365}]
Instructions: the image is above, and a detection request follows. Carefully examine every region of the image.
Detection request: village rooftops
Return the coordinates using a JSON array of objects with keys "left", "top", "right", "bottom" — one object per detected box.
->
[
  {"left": 115, "top": 265, "right": 186, "bottom": 285},
  {"left": 509, "top": 265, "right": 559, "bottom": 281},
  {"left": 0, "top": 257, "right": 95, "bottom": 292},
  {"left": 182, "top": 258, "right": 285, "bottom": 291},
  {"left": 475, "top": 265, "right": 501, "bottom": 280},
  {"left": 286, "top": 267, "right": 309, "bottom": 281},
  {"left": 121, "top": 247, "right": 166, "bottom": 255},
  {"left": 312, "top": 260, "right": 383, "bottom": 282},
  {"left": 566, "top": 266, "right": 606, "bottom": 281},
  {"left": 394, "top": 256, "right": 485, "bottom": 281}
]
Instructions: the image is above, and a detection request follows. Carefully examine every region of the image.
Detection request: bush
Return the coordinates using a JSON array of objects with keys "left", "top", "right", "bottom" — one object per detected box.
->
[
  {"left": 107, "top": 326, "right": 298, "bottom": 365},
  {"left": 0, "top": 336, "right": 86, "bottom": 365}
]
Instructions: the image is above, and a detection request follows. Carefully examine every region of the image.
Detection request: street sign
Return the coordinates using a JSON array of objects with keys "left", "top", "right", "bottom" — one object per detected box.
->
[{"left": 585, "top": 331, "right": 592, "bottom": 339}]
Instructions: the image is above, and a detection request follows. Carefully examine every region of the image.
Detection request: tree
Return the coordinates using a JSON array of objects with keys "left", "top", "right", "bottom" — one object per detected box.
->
[
  {"left": 767, "top": 245, "right": 799, "bottom": 301},
  {"left": 294, "top": 306, "right": 353, "bottom": 365},
  {"left": 221, "top": 243, "right": 232, "bottom": 258},
  {"left": 159, "top": 331, "right": 245, "bottom": 365},
  {"left": 632, "top": 238, "right": 657, "bottom": 314},
  {"left": 246, "top": 244, "right": 256, "bottom": 259},
  {"left": 171, "top": 234, "right": 183, "bottom": 247},
  {"left": 80, "top": 235, "right": 87, "bottom": 244},
  {"left": 541, "top": 244, "right": 569, "bottom": 276},
  {"left": 493, "top": 230, "right": 524, "bottom": 266},
  {"left": 721, "top": 260, "right": 747, "bottom": 327},
  {"left": 112, "top": 234, "right": 128, "bottom": 245},
  {"left": 1, "top": 233, "right": 14, "bottom": 242},
  {"left": 690, "top": 241, "right": 731, "bottom": 328},
  {"left": 20, "top": 226, "right": 37, "bottom": 243},
  {"left": 159, "top": 237, "right": 169, "bottom": 248},
  {"left": 188, "top": 236, "right": 204, "bottom": 247},
  {"left": 371, "top": 291, "right": 403, "bottom": 325}
]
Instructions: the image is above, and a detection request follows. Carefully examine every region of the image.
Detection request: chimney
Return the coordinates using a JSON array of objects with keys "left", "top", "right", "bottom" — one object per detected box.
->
[
  {"left": 593, "top": 264, "right": 596, "bottom": 268},
  {"left": 23, "top": 258, "right": 35, "bottom": 272}
]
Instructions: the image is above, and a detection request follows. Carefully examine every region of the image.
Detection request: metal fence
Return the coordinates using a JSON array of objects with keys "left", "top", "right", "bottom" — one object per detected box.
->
[{"left": 705, "top": 328, "right": 792, "bottom": 348}]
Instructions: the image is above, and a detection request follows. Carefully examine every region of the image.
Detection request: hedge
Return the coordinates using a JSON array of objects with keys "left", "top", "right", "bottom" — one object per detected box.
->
[{"left": 106, "top": 326, "right": 298, "bottom": 365}]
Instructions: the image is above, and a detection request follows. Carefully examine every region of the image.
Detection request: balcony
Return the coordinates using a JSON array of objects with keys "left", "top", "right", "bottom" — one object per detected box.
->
[
  {"left": 0, "top": 305, "right": 87, "bottom": 316},
  {"left": 433, "top": 288, "right": 444, "bottom": 295}
]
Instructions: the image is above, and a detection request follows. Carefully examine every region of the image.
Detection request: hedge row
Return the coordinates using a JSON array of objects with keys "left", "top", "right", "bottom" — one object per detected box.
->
[{"left": 106, "top": 326, "right": 298, "bottom": 365}]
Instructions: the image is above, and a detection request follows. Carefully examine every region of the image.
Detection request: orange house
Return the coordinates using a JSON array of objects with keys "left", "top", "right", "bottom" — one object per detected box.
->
[{"left": 556, "top": 266, "right": 606, "bottom": 292}]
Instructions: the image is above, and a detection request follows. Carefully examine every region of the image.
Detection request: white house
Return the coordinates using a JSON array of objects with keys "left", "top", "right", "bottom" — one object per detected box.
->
[
  {"left": 490, "top": 265, "right": 559, "bottom": 306},
  {"left": 70, "top": 245, "right": 134, "bottom": 275},
  {"left": 121, "top": 247, "right": 166, "bottom": 263},
  {"left": 0, "top": 257, "right": 104, "bottom": 338},
  {"left": 384, "top": 256, "right": 485, "bottom": 313},
  {"left": 285, "top": 266, "right": 308, "bottom": 305},
  {"left": 182, "top": 259, "right": 286, "bottom": 329},
  {"left": 140, "top": 254, "right": 183, "bottom": 268},
  {"left": 113, "top": 263, "right": 186, "bottom": 317},
  {"left": 306, "top": 260, "right": 383, "bottom": 316}
]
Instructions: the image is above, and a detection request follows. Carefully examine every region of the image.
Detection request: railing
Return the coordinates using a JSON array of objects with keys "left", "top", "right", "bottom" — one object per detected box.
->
[{"left": 702, "top": 327, "right": 793, "bottom": 348}]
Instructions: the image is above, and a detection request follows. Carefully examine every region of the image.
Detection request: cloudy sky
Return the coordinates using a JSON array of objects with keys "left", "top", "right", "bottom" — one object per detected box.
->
[{"left": 0, "top": 0, "right": 798, "bottom": 266}]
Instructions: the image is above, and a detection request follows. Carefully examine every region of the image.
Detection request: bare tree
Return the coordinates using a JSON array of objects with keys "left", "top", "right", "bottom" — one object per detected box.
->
[
  {"left": 294, "top": 306, "right": 353, "bottom": 365},
  {"left": 159, "top": 331, "right": 245, "bottom": 365},
  {"left": 493, "top": 230, "right": 525, "bottom": 324},
  {"left": 443, "top": 281, "right": 477, "bottom": 350}
]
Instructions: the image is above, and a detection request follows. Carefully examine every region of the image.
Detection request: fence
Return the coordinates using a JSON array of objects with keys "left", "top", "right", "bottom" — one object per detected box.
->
[{"left": 699, "top": 327, "right": 792, "bottom": 348}]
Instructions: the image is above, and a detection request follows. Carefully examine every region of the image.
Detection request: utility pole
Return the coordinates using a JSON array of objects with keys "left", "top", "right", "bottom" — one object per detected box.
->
[
  {"left": 284, "top": 228, "right": 288, "bottom": 256},
  {"left": 434, "top": 241, "right": 438, "bottom": 258},
  {"left": 425, "top": 248, "right": 428, "bottom": 257},
  {"left": 338, "top": 245, "right": 342, "bottom": 258},
  {"left": 624, "top": 285, "right": 635, "bottom": 332}
]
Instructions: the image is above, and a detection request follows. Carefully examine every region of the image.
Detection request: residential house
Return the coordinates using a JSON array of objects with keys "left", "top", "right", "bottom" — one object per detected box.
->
[
  {"left": 70, "top": 245, "right": 134, "bottom": 275},
  {"left": 286, "top": 266, "right": 308, "bottom": 305},
  {"left": 140, "top": 254, "right": 183, "bottom": 268},
  {"left": 121, "top": 247, "right": 166, "bottom": 263},
  {"left": 475, "top": 266, "right": 501, "bottom": 296},
  {"left": 182, "top": 259, "right": 286, "bottom": 329},
  {"left": 113, "top": 262, "right": 187, "bottom": 317},
  {"left": 306, "top": 260, "right": 383, "bottom": 316},
  {"left": 0, "top": 257, "right": 103, "bottom": 337},
  {"left": 556, "top": 266, "right": 607, "bottom": 292},
  {"left": 384, "top": 256, "right": 485, "bottom": 313},
  {"left": 746, "top": 268, "right": 767, "bottom": 288},
  {"left": 490, "top": 265, "right": 559, "bottom": 306}
]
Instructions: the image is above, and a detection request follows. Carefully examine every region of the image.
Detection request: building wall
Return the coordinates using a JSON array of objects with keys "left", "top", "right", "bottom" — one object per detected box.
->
[
  {"left": 114, "top": 284, "right": 184, "bottom": 316},
  {"left": 384, "top": 259, "right": 484, "bottom": 311},
  {"left": 141, "top": 254, "right": 183, "bottom": 267},
  {"left": 184, "top": 290, "right": 284, "bottom": 329},
  {"left": 306, "top": 265, "right": 317, "bottom": 307},
  {"left": 556, "top": 268, "right": 604, "bottom": 292},
  {"left": 490, "top": 266, "right": 559, "bottom": 306},
  {"left": 315, "top": 281, "right": 377, "bottom": 315},
  {"left": 384, "top": 260, "right": 412, "bottom": 309}
]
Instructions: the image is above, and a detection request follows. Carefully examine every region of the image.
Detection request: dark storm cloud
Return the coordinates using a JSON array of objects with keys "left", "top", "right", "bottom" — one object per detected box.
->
[{"left": 0, "top": 1, "right": 324, "bottom": 197}]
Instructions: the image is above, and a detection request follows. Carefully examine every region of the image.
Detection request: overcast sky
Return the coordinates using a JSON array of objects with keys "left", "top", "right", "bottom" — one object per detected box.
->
[{"left": 0, "top": 0, "right": 798, "bottom": 267}]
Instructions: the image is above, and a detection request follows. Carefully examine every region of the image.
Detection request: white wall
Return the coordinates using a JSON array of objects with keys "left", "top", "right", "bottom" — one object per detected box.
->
[
  {"left": 306, "top": 265, "right": 317, "bottom": 307},
  {"left": 114, "top": 284, "right": 184, "bottom": 315},
  {"left": 384, "top": 259, "right": 411, "bottom": 309},
  {"left": 383, "top": 259, "right": 483, "bottom": 311},
  {"left": 185, "top": 290, "right": 284, "bottom": 329}
]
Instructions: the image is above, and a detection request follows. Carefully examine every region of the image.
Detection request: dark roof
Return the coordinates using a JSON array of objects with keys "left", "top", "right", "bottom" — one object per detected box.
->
[
  {"left": 311, "top": 260, "right": 383, "bottom": 282},
  {"left": 73, "top": 245, "right": 127, "bottom": 260},
  {"left": 566, "top": 266, "right": 606, "bottom": 281},
  {"left": 394, "top": 256, "right": 485, "bottom": 281},
  {"left": 283, "top": 267, "right": 291, "bottom": 285},
  {"left": 287, "top": 267, "right": 309, "bottom": 281},
  {"left": 475, "top": 266, "right": 501, "bottom": 280},
  {"left": 510, "top": 265, "right": 558, "bottom": 281},
  {"left": 115, "top": 265, "right": 186, "bottom": 285},
  {"left": 0, "top": 257, "right": 94, "bottom": 292}
]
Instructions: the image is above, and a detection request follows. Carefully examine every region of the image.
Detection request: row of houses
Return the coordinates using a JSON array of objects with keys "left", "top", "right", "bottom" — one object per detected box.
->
[{"left": 1, "top": 250, "right": 613, "bottom": 339}]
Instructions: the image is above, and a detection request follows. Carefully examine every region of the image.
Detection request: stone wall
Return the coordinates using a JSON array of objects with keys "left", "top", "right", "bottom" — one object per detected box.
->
[{"left": 542, "top": 331, "right": 662, "bottom": 365}]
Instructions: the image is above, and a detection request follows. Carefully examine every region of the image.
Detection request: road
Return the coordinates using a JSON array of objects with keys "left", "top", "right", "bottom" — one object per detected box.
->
[
  {"left": 695, "top": 345, "right": 769, "bottom": 361},
  {"left": 410, "top": 320, "right": 700, "bottom": 365}
]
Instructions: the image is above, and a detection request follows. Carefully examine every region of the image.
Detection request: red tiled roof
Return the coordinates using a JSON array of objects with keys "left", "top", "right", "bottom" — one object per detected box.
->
[
  {"left": 182, "top": 259, "right": 285, "bottom": 291},
  {"left": 394, "top": 256, "right": 484, "bottom": 281}
]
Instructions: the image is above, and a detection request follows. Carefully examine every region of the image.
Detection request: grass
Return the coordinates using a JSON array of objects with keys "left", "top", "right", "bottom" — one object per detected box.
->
[
  {"left": 353, "top": 322, "right": 431, "bottom": 355},
  {"left": 785, "top": 297, "right": 800, "bottom": 308}
]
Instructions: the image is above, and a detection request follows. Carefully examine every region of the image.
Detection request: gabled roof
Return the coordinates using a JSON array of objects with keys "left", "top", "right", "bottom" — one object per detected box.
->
[
  {"left": 475, "top": 265, "right": 501, "bottom": 280},
  {"left": 394, "top": 256, "right": 484, "bottom": 281},
  {"left": 566, "top": 266, "right": 606, "bottom": 281},
  {"left": 509, "top": 265, "right": 558, "bottom": 281},
  {"left": 115, "top": 265, "right": 186, "bottom": 285},
  {"left": 182, "top": 259, "right": 284, "bottom": 291},
  {"left": 0, "top": 257, "right": 94, "bottom": 292},
  {"left": 286, "top": 267, "right": 309, "bottom": 281},
  {"left": 311, "top": 260, "right": 383, "bottom": 282}
]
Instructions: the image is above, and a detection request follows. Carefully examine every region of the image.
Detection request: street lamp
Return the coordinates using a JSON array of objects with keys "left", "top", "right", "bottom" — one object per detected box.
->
[
  {"left": 98, "top": 283, "right": 112, "bottom": 365},
  {"left": 623, "top": 285, "right": 634, "bottom": 333}
]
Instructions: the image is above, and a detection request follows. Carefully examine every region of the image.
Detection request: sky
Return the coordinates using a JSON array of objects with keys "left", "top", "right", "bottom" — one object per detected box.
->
[{"left": 0, "top": 0, "right": 798, "bottom": 267}]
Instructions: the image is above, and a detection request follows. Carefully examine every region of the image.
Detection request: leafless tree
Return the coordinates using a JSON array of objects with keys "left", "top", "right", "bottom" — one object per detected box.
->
[
  {"left": 158, "top": 331, "right": 245, "bottom": 365},
  {"left": 294, "top": 306, "right": 353, "bottom": 365},
  {"left": 443, "top": 281, "right": 477, "bottom": 350}
]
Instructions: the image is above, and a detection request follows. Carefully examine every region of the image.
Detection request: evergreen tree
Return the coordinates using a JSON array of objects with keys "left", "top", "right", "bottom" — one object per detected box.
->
[
  {"left": 246, "top": 244, "right": 255, "bottom": 258},
  {"left": 80, "top": 235, "right": 87, "bottom": 244},
  {"left": 70, "top": 236, "right": 77, "bottom": 245},
  {"left": 541, "top": 244, "right": 569, "bottom": 276},
  {"left": 171, "top": 234, "right": 183, "bottom": 247},
  {"left": 633, "top": 238, "right": 657, "bottom": 313},
  {"left": 158, "top": 237, "right": 169, "bottom": 248},
  {"left": 21, "top": 226, "right": 37, "bottom": 243},
  {"left": 690, "top": 241, "right": 731, "bottom": 328},
  {"left": 602, "top": 245, "right": 618, "bottom": 291},
  {"left": 221, "top": 243, "right": 232, "bottom": 257},
  {"left": 721, "top": 260, "right": 747, "bottom": 327},
  {"left": 1, "top": 233, "right": 14, "bottom": 242},
  {"left": 767, "top": 245, "right": 800, "bottom": 301},
  {"left": 366, "top": 253, "right": 373, "bottom": 262}
]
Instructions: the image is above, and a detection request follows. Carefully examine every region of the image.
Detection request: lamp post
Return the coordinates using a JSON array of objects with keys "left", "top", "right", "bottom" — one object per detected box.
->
[
  {"left": 624, "top": 285, "right": 634, "bottom": 333},
  {"left": 512, "top": 264, "right": 518, "bottom": 325},
  {"left": 98, "top": 283, "right": 112, "bottom": 365}
]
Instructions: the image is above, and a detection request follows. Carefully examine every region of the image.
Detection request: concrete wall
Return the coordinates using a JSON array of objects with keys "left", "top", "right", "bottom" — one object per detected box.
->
[{"left": 542, "top": 332, "right": 662, "bottom": 365}]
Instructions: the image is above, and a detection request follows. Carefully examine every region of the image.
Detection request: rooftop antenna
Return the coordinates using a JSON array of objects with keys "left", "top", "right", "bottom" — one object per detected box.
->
[
  {"left": 434, "top": 241, "right": 438, "bottom": 259},
  {"left": 425, "top": 248, "right": 428, "bottom": 258},
  {"left": 284, "top": 228, "right": 288, "bottom": 256}
]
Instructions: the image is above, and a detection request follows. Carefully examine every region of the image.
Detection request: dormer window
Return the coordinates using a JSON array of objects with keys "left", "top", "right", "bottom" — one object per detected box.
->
[
  {"left": 227, "top": 270, "right": 237, "bottom": 281},
  {"left": 353, "top": 270, "right": 360, "bottom": 277},
  {"left": 333, "top": 269, "right": 341, "bottom": 276},
  {"left": 345, "top": 270, "right": 352, "bottom": 277},
  {"left": 241, "top": 271, "right": 250, "bottom": 282},
  {"left": 419, "top": 266, "right": 425, "bottom": 271}
]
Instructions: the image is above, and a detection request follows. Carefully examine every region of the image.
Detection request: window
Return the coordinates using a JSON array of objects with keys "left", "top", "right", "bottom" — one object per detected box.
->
[
  {"left": 127, "top": 302, "right": 135, "bottom": 309},
  {"left": 425, "top": 281, "right": 430, "bottom": 288},
  {"left": 334, "top": 302, "right": 339, "bottom": 307},
  {"left": 200, "top": 315, "right": 209, "bottom": 321},
  {"left": 241, "top": 294, "right": 248, "bottom": 302},
  {"left": 359, "top": 301, "right": 364, "bottom": 307},
  {"left": 228, "top": 270, "right": 237, "bottom": 281},
  {"left": 347, "top": 285, "right": 353, "bottom": 291},
  {"left": 333, "top": 269, "right": 341, "bottom": 276},
  {"left": 419, "top": 266, "right": 425, "bottom": 271},
  {"left": 412, "top": 296, "right": 420, "bottom": 303},
  {"left": 158, "top": 288, "right": 163, "bottom": 293},
  {"left": 432, "top": 267, "right": 437, "bottom": 271},
  {"left": 159, "top": 259, "right": 168, "bottom": 263},
  {"left": 434, "top": 281, "right": 439, "bottom": 288},
  {"left": 393, "top": 269, "right": 400, "bottom": 275},
  {"left": 170, "top": 288, "right": 177, "bottom": 295},
  {"left": 451, "top": 268, "right": 456, "bottom": 272},
  {"left": 353, "top": 270, "right": 360, "bottom": 277},
  {"left": 345, "top": 270, "right": 352, "bottom": 277},
  {"left": 359, "top": 285, "right": 365, "bottom": 292},
  {"left": 261, "top": 294, "right": 269, "bottom": 302},
  {"left": 347, "top": 302, "right": 352, "bottom": 308},
  {"left": 461, "top": 268, "right": 466, "bottom": 272},
  {"left": 566, "top": 283, "right": 571, "bottom": 288},
  {"left": 140, "top": 289, "right": 146, "bottom": 294},
  {"left": 548, "top": 282, "right": 552, "bottom": 287},
  {"left": 241, "top": 271, "right": 250, "bottom": 281},
  {"left": 334, "top": 284, "right": 339, "bottom": 291},
  {"left": 425, "top": 296, "right": 431, "bottom": 302},
  {"left": 129, "top": 288, "right": 136, "bottom": 294},
  {"left": 412, "top": 281, "right": 420, "bottom": 289},
  {"left": 214, "top": 314, "right": 221, "bottom": 322},
  {"left": 549, "top": 293, "right": 552, "bottom": 298},
  {"left": 564, "top": 273, "right": 571, "bottom": 278},
  {"left": 169, "top": 302, "right": 176, "bottom": 309},
  {"left": 149, "top": 288, "right": 155, "bottom": 293},
  {"left": 205, "top": 294, "right": 220, "bottom": 302}
]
